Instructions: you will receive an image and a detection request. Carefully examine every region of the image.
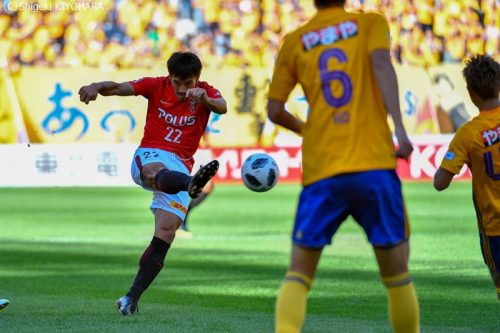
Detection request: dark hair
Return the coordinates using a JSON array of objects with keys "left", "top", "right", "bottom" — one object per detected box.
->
[
  {"left": 462, "top": 55, "right": 500, "bottom": 100},
  {"left": 167, "top": 51, "right": 202, "bottom": 79},
  {"left": 314, "top": 0, "right": 345, "bottom": 8}
]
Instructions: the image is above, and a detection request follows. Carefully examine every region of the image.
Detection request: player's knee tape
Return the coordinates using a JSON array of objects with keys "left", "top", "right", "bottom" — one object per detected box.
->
[
  {"left": 284, "top": 271, "right": 313, "bottom": 290},
  {"left": 382, "top": 272, "right": 412, "bottom": 288}
]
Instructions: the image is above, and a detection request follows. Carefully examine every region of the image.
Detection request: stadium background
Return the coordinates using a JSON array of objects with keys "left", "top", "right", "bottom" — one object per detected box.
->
[
  {"left": 0, "top": 0, "right": 498, "bottom": 185},
  {"left": 1, "top": 1, "right": 500, "bottom": 332}
]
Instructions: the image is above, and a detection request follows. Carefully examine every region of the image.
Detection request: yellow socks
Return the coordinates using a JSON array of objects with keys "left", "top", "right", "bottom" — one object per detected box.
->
[
  {"left": 275, "top": 270, "right": 420, "bottom": 332},
  {"left": 275, "top": 271, "right": 312, "bottom": 333},
  {"left": 383, "top": 272, "right": 420, "bottom": 333},
  {"left": 496, "top": 288, "right": 500, "bottom": 301}
]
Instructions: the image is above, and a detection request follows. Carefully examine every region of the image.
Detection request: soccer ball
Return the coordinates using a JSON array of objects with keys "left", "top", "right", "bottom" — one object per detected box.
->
[{"left": 241, "top": 153, "right": 279, "bottom": 192}]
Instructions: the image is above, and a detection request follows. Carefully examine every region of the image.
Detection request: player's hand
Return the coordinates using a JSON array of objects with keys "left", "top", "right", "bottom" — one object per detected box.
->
[
  {"left": 186, "top": 88, "right": 208, "bottom": 104},
  {"left": 78, "top": 84, "right": 99, "bottom": 105},
  {"left": 394, "top": 126, "right": 413, "bottom": 160}
]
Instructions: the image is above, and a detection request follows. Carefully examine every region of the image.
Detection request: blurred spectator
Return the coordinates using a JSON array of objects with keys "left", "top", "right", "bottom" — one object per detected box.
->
[
  {"left": 0, "top": 0, "right": 498, "bottom": 70},
  {"left": 444, "top": 26, "right": 467, "bottom": 63},
  {"left": 485, "top": 21, "right": 499, "bottom": 56},
  {"left": 421, "top": 29, "right": 444, "bottom": 66}
]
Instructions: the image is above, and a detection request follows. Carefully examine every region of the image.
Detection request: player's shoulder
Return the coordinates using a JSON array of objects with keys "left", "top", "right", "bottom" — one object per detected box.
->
[
  {"left": 130, "top": 76, "right": 167, "bottom": 96},
  {"left": 157, "top": 76, "right": 170, "bottom": 84},
  {"left": 279, "top": 26, "right": 307, "bottom": 52},
  {"left": 197, "top": 80, "right": 216, "bottom": 90},
  {"left": 153, "top": 76, "right": 171, "bottom": 89},
  {"left": 357, "top": 10, "right": 388, "bottom": 25},
  {"left": 197, "top": 80, "right": 211, "bottom": 88},
  {"left": 341, "top": 9, "right": 388, "bottom": 30},
  {"left": 288, "top": 18, "right": 310, "bottom": 34},
  {"left": 198, "top": 80, "right": 222, "bottom": 97},
  {"left": 452, "top": 119, "right": 475, "bottom": 141},
  {"left": 133, "top": 76, "right": 167, "bottom": 84}
]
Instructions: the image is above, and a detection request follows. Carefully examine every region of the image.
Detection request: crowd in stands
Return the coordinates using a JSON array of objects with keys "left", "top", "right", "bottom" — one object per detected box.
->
[{"left": 0, "top": 0, "right": 498, "bottom": 70}]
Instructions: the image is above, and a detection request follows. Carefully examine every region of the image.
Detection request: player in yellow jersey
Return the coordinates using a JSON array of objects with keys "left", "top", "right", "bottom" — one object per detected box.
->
[
  {"left": 266, "top": 1, "right": 419, "bottom": 332},
  {"left": 434, "top": 55, "right": 500, "bottom": 301}
]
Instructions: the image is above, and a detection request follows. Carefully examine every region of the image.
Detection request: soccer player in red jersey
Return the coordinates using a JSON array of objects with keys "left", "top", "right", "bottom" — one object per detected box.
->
[
  {"left": 434, "top": 55, "right": 500, "bottom": 301},
  {"left": 78, "top": 51, "right": 227, "bottom": 315}
]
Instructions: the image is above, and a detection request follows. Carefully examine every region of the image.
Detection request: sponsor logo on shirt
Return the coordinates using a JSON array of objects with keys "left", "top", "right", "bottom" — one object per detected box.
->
[
  {"left": 333, "top": 111, "right": 350, "bottom": 124},
  {"left": 482, "top": 126, "right": 500, "bottom": 147},
  {"left": 160, "top": 99, "right": 173, "bottom": 107},
  {"left": 301, "top": 20, "right": 358, "bottom": 51},
  {"left": 170, "top": 201, "right": 187, "bottom": 214},
  {"left": 444, "top": 151, "right": 455, "bottom": 161},
  {"left": 188, "top": 99, "right": 197, "bottom": 113},
  {"left": 158, "top": 107, "right": 196, "bottom": 126}
]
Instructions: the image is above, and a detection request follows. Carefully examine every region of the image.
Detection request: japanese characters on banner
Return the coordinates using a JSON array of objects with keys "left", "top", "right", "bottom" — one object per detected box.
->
[
  {"left": 0, "top": 144, "right": 137, "bottom": 187},
  {"left": 2, "top": 63, "right": 473, "bottom": 146},
  {"left": 0, "top": 64, "right": 475, "bottom": 186},
  {"left": 0, "top": 137, "right": 470, "bottom": 187}
]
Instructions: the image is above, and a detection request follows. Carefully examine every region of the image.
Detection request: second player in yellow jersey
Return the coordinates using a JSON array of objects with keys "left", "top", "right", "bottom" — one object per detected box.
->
[
  {"left": 435, "top": 55, "right": 500, "bottom": 302},
  {"left": 267, "top": 1, "right": 419, "bottom": 332},
  {"left": 268, "top": 7, "right": 398, "bottom": 185}
]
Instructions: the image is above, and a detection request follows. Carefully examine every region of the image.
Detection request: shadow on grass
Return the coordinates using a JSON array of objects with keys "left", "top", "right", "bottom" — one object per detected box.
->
[{"left": 1, "top": 240, "right": 499, "bottom": 332}]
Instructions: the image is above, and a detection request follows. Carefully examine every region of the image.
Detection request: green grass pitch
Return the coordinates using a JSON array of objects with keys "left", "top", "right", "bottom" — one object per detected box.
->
[{"left": 0, "top": 182, "right": 499, "bottom": 332}]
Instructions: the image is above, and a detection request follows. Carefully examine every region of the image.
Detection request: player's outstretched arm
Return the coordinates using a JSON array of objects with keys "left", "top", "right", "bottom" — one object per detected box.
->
[
  {"left": 433, "top": 167, "right": 454, "bottom": 191},
  {"left": 371, "top": 49, "right": 413, "bottom": 160},
  {"left": 267, "top": 99, "right": 304, "bottom": 136},
  {"left": 78, "top": 81, "right": 134, "bottom": 104}
]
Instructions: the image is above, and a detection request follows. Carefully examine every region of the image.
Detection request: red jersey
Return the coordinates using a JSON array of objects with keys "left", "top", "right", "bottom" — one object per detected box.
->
[{"left": 130, "top": 76, "right": 222, "bottom": 170}]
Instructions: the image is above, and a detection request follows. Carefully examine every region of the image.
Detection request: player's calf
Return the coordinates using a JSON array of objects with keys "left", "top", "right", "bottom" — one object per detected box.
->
[{"left": 154, "top": 169, "right": 191, "bottom": 193}]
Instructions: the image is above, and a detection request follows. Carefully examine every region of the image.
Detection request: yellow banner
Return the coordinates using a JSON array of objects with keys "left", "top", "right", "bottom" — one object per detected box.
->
[
  {"left": 0, "top": 70, "right": 18, "bottom": 143},
  {"left": 14, "top": 67, "right": 150, "bottom": 143},
  {"left": 426, "top": 64, "right": 477, "bottom": 133},
  {"left": 14, "top": 66, "right": 274, "bottom": 146},
  {"left": 394, "top": 63, "right": 439, "bottom": 135},
  {"left": 199, "top": 67, "right": 271, "bottom": 147},
  {"left": 11, "top": 64, "right": 470, "bottom": 146}
]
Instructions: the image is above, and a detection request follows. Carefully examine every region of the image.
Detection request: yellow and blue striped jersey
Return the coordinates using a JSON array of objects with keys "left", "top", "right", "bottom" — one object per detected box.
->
[
  {"left": 268, "top": 7, "right": 397, "bottom": 186},
  {"left": 440, "top": 106, "right": 500, "bottom": 236}
]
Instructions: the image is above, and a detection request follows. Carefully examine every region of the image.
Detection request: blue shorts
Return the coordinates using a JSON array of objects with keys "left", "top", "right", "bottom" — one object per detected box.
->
[
  {"left": 130, "top": 148, "right": 190, "bottom": 220},
  {"left": 479, "top": 233, "right": 500, "bottom": 273},
  {"left": 293, "top": 170, "right": 409, "bottom": 248}
]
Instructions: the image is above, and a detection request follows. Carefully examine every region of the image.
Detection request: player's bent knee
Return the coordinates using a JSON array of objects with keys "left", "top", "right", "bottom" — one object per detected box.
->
[
  {"left": 155, "top": 226, "right": 177, "bottom": 244},
  {"left": 374, "top": 241, "right": 409, "bottom": 277},
  {"left": 141, "top": 163, "right": 168, "bottom": 188},
  {"left": 154, "top": 212, "right": 181, "bottom": 243},
  {"left": 140, "top": 170, "right": 158, "bottom": 188}
]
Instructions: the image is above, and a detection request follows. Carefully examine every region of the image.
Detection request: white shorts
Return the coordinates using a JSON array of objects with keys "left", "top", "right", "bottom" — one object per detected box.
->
[{"left": 130, "top": 148, "right": 190, "bottom": 220}]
